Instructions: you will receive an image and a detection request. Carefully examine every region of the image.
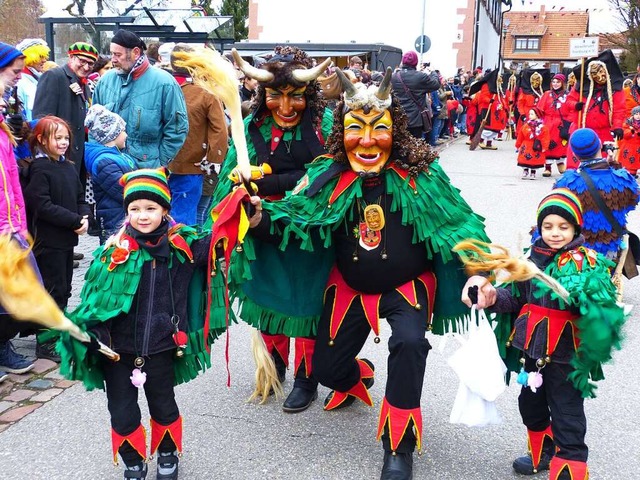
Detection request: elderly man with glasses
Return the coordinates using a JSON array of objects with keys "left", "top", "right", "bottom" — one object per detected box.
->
[{"left": 33, "top": 41, "right": 99, "bottom": 177}]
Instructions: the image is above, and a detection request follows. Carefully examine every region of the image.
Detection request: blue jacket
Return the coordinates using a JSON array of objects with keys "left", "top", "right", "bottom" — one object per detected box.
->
[
  {"left": 92, "top": 65, "right": 189, "bottom": 168},
  {"left": 85, "top": 142, "right": 136, "bottom": 233}
]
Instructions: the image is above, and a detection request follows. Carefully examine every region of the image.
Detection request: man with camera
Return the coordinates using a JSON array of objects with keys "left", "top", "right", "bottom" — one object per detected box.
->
[{"left": 390, "top": 51, "right": 440, "bottom": 139}]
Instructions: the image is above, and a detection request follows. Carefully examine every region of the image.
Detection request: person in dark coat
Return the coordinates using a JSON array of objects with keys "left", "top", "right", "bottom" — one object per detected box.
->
[
  {"left": 390, "top": 50, "right": 441, "bottom": 138},
  {"left": 32, "top": 42, "right": 98, "bottom": 184}
]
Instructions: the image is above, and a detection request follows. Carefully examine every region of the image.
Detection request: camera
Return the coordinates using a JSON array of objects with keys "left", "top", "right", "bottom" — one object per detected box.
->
[{"left": 602, "top": 142, "right": 617, "bottom": 154}]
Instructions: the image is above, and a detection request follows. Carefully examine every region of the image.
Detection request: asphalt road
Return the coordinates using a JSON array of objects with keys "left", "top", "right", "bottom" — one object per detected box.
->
[{"left": 0, "top": 137, "right": 638, "bottom": 479}]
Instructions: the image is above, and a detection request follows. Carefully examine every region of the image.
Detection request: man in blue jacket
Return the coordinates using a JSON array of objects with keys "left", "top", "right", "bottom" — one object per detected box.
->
[{"left": 93, "top": 30, "right": 188, "bottom": 169}]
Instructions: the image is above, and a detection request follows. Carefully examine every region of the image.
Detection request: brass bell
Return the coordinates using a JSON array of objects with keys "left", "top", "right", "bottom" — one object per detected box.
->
[
  {"left": 414, "top": 303, "right": 422, "bottom": 311},
  {"left": 352, "top": 255, "right": 359, "bottom": 263},
  {"left": 235, "top": 245, "right": 244, "bottom": 253},
  {"left": 176, "top": 349, "right": 184, "bottom": 358},
  {"left": 374, "top": 336, "right": 381, "bottom": 344},
  {"left": 536, "top": 358, "right": 546, "bottom": 368},
  {"left": 544, "top": 356, "right": 551, "bottom": 364},
  {"left": 427, "top": 324, "right": 433, "bottom": 331},
  {"left": 506, "top": 341, "right": 512, "bottom": 347},
  {"left": 519, "top": 357, "right": 526, "bottom": 365},
  {"left": 381, "top": 253, "right": 388, "bottom": 260},
  {"left": 328, "top": 340, "right": 335, "bottom": 347}
]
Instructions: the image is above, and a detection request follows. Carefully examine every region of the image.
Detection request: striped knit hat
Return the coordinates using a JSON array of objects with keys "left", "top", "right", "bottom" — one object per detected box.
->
[
  {"left": 68, "top": 42, "right": 99, "bottom": 62},
  {"left": 0, "top": 42, "right": 24, "bottom": 69},
  {"left": 120, "top": 168, "right": 172, "bottom": 210},
  {"left": 537, "top": 188, "right": 583, "bottom": 234},
  {"left": 16, "top": 39, "right": 50, "bottom": 67}
]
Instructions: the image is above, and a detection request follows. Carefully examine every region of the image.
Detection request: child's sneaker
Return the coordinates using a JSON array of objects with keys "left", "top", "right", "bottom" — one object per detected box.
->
[
  {"left": 543, "top": 166, "right": 552, "bottom": 177},
  {"left": 124, "top": 462, "right": 147, "bottom": 479},
  {"left": 0, "top": 341, "right": 35, "bottom": 374},
  {"left": 529, "top": 170, "right": 537, "bottom": 180},
  {"left": 156, "top": 450, "right": 179, "bottom": 480},
  {"left": 521, "top": 169, "right": 529, "bottom": 179}
]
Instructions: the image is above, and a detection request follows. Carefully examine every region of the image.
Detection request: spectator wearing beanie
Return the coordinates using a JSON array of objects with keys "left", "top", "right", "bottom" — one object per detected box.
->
[
  {"left": 32, "top": 41, "right": 99, "bottom": 180},
  {"left": 15, "top": 38, "right": 50, "bottom": 120},
  {"left": 92, "top": 29, "right": 188, "bottom": 170},
  {"left": 84, "top": 104, "right": 136, "bottom": 243},
  {"left": 554, "top": 128, "right": 639, "bottom": 259},
  {"left": 390, "top": 50, "right": 440, "bottom": 139},
  {"left": 0, "top": 42, "right": 25, "bottom": 109}
]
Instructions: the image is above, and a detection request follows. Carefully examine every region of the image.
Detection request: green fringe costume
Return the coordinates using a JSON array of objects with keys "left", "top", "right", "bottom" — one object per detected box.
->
[
  {"left": 48, "top": 225, "right": 228, "bottom": 391},
  {"left": 222, "top": 154, "right": 513, "bottom": 349},
  {"left": 533, "top": 247, "right": 625, "bottom": 398},
  {"left": 207, "top": 109, "right": 335, "bottom": 338}
]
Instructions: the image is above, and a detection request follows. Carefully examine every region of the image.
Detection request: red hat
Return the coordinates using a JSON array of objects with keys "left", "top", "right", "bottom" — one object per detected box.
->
[
  {"left": 552, "top": 73, "right": 566, "bottom": 83},
  {"left": 401, "top": 51, "right": 418, "bottom": 67}
]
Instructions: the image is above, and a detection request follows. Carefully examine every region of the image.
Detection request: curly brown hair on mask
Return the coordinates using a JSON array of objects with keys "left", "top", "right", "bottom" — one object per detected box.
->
[{"left": 326, "top": 95, "right": 437, "bottom": 176}]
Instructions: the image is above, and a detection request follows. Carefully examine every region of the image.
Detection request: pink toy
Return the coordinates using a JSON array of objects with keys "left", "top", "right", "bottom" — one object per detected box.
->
[
  {"left": 527, "top": 371, "right": 543, "bottom": 392},
  {"left": 130, "top": 368, "right": 147, "bottom": 388}
]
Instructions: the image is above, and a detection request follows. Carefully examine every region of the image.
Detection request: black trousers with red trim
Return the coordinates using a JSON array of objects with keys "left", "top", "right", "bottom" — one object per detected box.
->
[
  {"left": 518, "top": 356, "right": 588, "bottom": 462},
  {"left": 102, "top": 350, "right": 179, "bottom": 465},
  {"left": 313, "top": 284, "right": 432, "bottom": 453}
]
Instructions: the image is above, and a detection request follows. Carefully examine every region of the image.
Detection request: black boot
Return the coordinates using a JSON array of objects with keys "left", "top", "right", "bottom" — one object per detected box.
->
[
  {"left": 323, "top": 358, "right": 375, "bottom": 410},
  {"left": 123, "top": 462, "right": 147, "bottom": 479},
  {"left": 380, "top": 451, "right": 413, "bottom": 480},
  {"left": 273, "top": 350, "right": 287, "bottom": 384},
  {"left": 156, "top": 450, "right": 179, "bottom": 480},
  {"left": 283, "top": 362, "right": 318, "bottom": 413},
  {"left": 512, "top": 437, "right": 554, "bottom": 475}
]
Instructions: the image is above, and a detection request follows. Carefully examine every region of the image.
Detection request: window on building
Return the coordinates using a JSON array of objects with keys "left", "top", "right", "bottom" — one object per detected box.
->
[
  {"left": 515, "top": 38, "right": 540, "bottom": 51},
  {"left": 550, "top": 63, "right": 560, "bottom": 74}
]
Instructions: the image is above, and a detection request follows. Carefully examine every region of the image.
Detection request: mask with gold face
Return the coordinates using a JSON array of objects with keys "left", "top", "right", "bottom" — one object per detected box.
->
[
  {"left": 530, "top": 72, "right": 542, "bottom": 89},
  {"left": 589, "top": 62, "right": 608, "bottom": 86},
  {"left": 232, "top": 48, "right": 331, "bottom": 129},
  {"left": 335, "top": 68, "right": 393, "bottom": 174},
  {"left": 568, "top": 73, "right": 576, "bottom": 88}
]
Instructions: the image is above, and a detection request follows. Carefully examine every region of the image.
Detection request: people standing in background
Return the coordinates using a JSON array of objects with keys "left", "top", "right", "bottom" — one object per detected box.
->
[
  {"left": 0, "top": 42, "right": 25, "bottom": 116},
  {"left": 15, "top": 38, "right": 50, "bottom": 121},
  {"left": 620, "top": 106, "right": 640, "bottom": 177},
  {"left": 93, "top": 30, "right": 188, "bottom": 170},
  {"left": 84, "top": 104, "right": 135, "bottom": 244},
  {"left": 391, "top": 51, "right": 440, "bottom": 139},
  {"left": 23, "top": 116, "right": 90, "bottom": 362},
  {"left": 0, "top": 75, "right": 36, "bottom": 382},
  {"left": 167, "top": 43, "right": 228, "bottom": 225},
  {"left": 32, "top": 42, "right": 98, "bottom": 181},
  {"left": 538, "top": 73, "right": 569, "bottom": 177}
]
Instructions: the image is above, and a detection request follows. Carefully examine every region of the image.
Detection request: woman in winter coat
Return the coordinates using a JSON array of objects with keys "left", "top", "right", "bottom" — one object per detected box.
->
[{"left": 538, "top": 74, "right": 569, "bottom": 177}]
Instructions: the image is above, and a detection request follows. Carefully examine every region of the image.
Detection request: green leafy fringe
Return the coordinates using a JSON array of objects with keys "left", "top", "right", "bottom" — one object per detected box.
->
[{"left": 534, "top": 251, "right": 626, "bottom": 398}]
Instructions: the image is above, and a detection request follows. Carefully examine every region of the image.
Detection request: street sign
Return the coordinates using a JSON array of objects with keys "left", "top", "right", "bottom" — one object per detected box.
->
[
  {"left": 569, "top": 37, "right": 600, "bottom": 58},
  {"left": 414, "top": 35, "right": 431, "bottom": 54}
]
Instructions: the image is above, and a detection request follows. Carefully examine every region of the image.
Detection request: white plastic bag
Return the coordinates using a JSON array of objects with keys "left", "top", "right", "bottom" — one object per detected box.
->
[
  {"left": 449, "top": 383, "right": 502, "bottom": 427},
  {"left": 447, "top": 306, "right": 507, "bottom": 426}
]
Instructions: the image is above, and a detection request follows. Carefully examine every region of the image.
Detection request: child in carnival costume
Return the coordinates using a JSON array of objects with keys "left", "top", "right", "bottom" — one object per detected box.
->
[
  {"left": 460, "top": 189, "right": 626, "bottom": 480},
  {"left": 468, "top": 69, "right": 508, "bottom": 150},
  {"left": 516, "top": 107, "right": 550, "bottom": 180},
  {"left": 237, "top": 67, "right": 509, "bottom": 480},
  {"left": 619, "top": 105, "right": 640, "bottom": 177},
  {"left": 517, "top": 70, "right": 548, "bottom": 134},
  {"left": 207, "top": 46, "right": 334, "bottom": 413},
  {"left": 48, "top": 168, "right": 227, "bottom": 480}
]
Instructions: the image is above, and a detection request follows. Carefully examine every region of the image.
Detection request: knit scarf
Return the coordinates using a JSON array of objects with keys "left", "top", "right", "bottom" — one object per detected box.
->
[{"left": 127, "top": 220, "right": 170, "bottom": 260}]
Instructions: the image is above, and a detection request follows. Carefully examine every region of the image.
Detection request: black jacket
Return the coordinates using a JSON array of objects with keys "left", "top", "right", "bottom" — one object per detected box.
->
[
  {"left": 101, "top": 237, "right": 211, "bottom": 356},
  {"left": 32, "top": 64, "right": 90, "bottom": 171},
  {"left": 24, "top": 156, "right": 90, "bottom": 250},
  {"left": 391, "top": 67, "right": 441, "bottom": 129}
]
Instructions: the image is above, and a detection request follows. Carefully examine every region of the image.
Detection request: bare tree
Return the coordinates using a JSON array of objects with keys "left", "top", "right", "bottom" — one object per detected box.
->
[
  {"left": 604, "top": 0, "right": 640, "bottom": 72},
  {"left": 0, "top": 0, "right": 45, "bottom": 45}
]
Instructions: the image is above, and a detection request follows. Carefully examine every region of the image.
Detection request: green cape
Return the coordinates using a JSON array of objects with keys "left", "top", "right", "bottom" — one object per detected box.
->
[{"left": 49, "top": 226, "right": 228, "bottom": 391}]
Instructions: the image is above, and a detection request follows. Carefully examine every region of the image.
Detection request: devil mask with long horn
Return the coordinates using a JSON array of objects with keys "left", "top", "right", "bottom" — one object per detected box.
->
[
  {"left": 233, "top": 45, "right": 330, "bottom": 130},
  {"left": 325, "top": 67, "right": 435, "bottom": 175}
]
